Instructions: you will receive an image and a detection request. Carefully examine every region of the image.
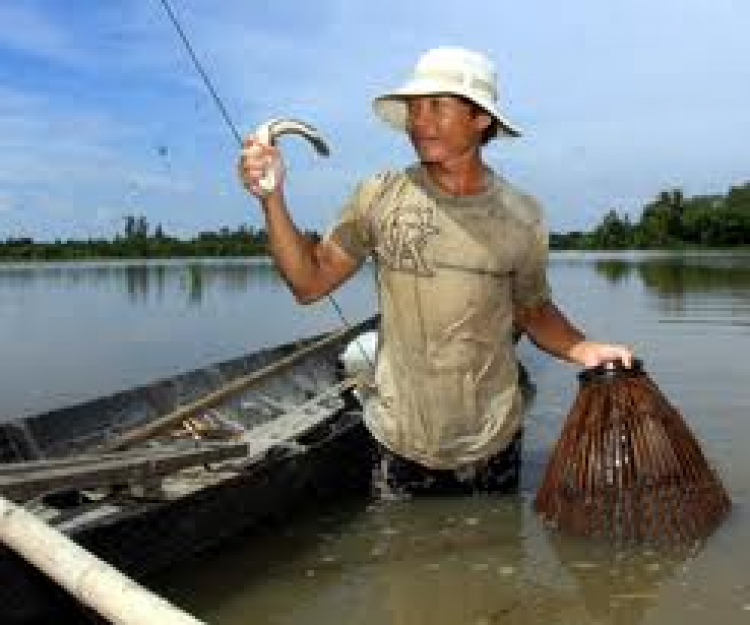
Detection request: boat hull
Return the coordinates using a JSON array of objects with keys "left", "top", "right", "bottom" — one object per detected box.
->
[
  {"left": 1, "top": 411, "right": 373, "bottom": 624},
  {"left": 0, "top": 318, "right": 378, "bottom": 624}
]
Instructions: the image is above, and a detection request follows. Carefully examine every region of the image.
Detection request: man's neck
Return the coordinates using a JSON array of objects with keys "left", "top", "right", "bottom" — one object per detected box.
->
[{"left": 422, "top": 154, "right": 488, "bottom": 196}]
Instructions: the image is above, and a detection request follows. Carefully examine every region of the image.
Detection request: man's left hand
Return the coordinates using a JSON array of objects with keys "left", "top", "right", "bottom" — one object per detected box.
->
[{"left": 568, "top": 340, "right": 634, "bottom": 369}]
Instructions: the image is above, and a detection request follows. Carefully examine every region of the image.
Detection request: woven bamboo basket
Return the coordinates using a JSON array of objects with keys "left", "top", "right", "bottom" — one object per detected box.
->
[{"left": 534, "top": 360, "right": 731, "bottom": 545}]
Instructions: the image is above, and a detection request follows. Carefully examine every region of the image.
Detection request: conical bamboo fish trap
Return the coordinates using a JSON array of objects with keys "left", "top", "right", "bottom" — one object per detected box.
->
[{"left": 534, "top": 360, "right": 731, "bottom": 545}]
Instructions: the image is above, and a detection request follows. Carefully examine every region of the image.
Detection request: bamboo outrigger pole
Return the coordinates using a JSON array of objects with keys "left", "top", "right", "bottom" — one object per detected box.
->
[{"left": 0, "top": 495, "right": 207, "bottom": 625}]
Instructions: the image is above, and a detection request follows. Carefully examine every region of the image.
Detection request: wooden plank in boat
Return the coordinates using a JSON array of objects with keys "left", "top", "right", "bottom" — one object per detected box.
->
[
  {"left": 0, "top": 442, "right": 251, "bottom": 503},
  {"left": 239, "top": 378, "right": 356, "bottom": 461}
]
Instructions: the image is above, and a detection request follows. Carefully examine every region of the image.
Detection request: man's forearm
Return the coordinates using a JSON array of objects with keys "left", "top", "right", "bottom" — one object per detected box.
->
[
  {"left": 515, "top": 300, "right": 633, "bottom": 368},
  {"left": 260, "top": 192, "right": 360, "bottom": 304},
  {"left": 514, "top": 301, "right": 586, "bottom": 363},
  {"left": 261, "top": 192, "right": 320, "bottom": 300}
]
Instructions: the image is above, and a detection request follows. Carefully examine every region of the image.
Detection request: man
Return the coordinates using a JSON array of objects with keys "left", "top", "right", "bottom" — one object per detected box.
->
[{"left": 238, "top": 46, "right": 633, "bottom": 496}]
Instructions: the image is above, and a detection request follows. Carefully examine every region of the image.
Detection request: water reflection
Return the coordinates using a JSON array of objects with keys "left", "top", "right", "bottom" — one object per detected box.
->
[
  {"left": 364, "top": 500, "right": 696, "bottom": 625},
  {"left": 150, "top": 492, "right": 703, "bottom": 625},
  {"left": 592, "top": 258, "right": 633, "bottom": 284},
  {"left": 361, "top": 498, "right": 529, "bottom": 625},
  {"left": 637, "top": 259, "right": 750, "bottom": 296},
  {"left": 151, "top": 497, "right": 553, "bottom": 625},
  {"left": 590, "top": 252, "right": 750, "bottom": 295},
  {"left": 542, "top": 533, "right": 696, "bottom": 625},
  {"left": 0, "top": 259, "right": 284, "bottom": 305},
  {"left": 4, "top": 253, "right": 747, "bottom": 306}
]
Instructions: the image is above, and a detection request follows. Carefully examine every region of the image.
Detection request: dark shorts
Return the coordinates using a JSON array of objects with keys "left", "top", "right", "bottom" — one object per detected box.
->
[{"left": 370, "top": 430, "right": 523, "bottom": 497}]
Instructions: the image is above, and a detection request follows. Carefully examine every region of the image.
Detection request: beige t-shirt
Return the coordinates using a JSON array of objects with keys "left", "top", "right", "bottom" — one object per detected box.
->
[{"left": 329, "top": 165, "right": 551, "bottom": 469}]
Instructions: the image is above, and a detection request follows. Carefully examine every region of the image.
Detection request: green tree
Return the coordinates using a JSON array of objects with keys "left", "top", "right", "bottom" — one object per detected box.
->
[{"left": 592, "top": 209, "right": 633, "bottom": 248}]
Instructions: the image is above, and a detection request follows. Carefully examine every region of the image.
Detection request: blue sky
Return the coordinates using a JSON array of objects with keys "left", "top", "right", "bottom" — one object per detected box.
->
[{"left": 1, "top": 0, "right": 748, "bottom": 240}]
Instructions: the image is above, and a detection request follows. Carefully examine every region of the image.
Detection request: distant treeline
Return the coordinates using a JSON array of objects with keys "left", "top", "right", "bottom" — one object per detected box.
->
[
  {"left": 551, "top": 181, "right": 750, "bottom": 249},
  {"left": 2, "top": 181, "right": 749, "bottom": 260},
  {"left": 0, "top": 216, "right": 319, "bottom": 261}
]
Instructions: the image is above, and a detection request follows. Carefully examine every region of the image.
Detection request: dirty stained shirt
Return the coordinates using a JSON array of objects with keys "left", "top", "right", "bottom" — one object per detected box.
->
[{"left": 328, "top": 165, "right": 551, "bottom": 469}]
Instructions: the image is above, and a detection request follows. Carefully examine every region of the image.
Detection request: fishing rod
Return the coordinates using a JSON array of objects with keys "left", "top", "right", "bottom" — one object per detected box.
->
[{"left": 156, "top": 0, "right": 373, "bottom": 367}]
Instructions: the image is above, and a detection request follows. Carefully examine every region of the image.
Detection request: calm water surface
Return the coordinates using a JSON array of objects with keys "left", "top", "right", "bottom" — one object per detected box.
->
[{"left": 2, "top": 251, "right": 749, "bottom": 624}]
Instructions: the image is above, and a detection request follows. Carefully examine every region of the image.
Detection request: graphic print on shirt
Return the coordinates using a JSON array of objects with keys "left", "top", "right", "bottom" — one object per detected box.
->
[{"left": 376, "top": 203, "right": 439, "bottom": 276}]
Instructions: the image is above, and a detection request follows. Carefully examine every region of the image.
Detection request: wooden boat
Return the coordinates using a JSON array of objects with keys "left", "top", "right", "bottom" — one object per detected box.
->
[{"left": 0, "top": 315, "right": 379, "bottom": 625}]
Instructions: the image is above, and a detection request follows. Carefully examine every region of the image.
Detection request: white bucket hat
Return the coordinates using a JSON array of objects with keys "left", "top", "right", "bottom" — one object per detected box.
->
[{"left": 373, "top": 46, "right": 521, "bottom": 138}]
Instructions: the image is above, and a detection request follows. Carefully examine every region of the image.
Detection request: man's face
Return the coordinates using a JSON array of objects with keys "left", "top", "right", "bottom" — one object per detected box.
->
[{"left": 405, "top": 95, "right": 490, "bottom": 164}]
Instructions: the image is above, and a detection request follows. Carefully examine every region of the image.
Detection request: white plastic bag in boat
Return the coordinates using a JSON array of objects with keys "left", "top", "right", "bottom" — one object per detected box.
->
[{"left": 340, "top": 330, "right": 378, "bottom": 378}]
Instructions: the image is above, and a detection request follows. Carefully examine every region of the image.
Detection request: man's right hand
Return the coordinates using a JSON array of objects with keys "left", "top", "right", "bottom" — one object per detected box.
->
[{"left": 237, "top": 136, "right": 286, "bottom": 198}]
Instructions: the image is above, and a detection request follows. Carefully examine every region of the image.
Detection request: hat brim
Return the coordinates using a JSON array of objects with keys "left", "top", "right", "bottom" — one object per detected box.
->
[{"left": 372, "top": 78, "right": 521, "bottom": 138}]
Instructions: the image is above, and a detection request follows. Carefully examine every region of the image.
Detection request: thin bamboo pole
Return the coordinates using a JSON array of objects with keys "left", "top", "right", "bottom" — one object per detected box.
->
[{"left": 0, "top": 495, "right": 206, "bottom": 625}]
